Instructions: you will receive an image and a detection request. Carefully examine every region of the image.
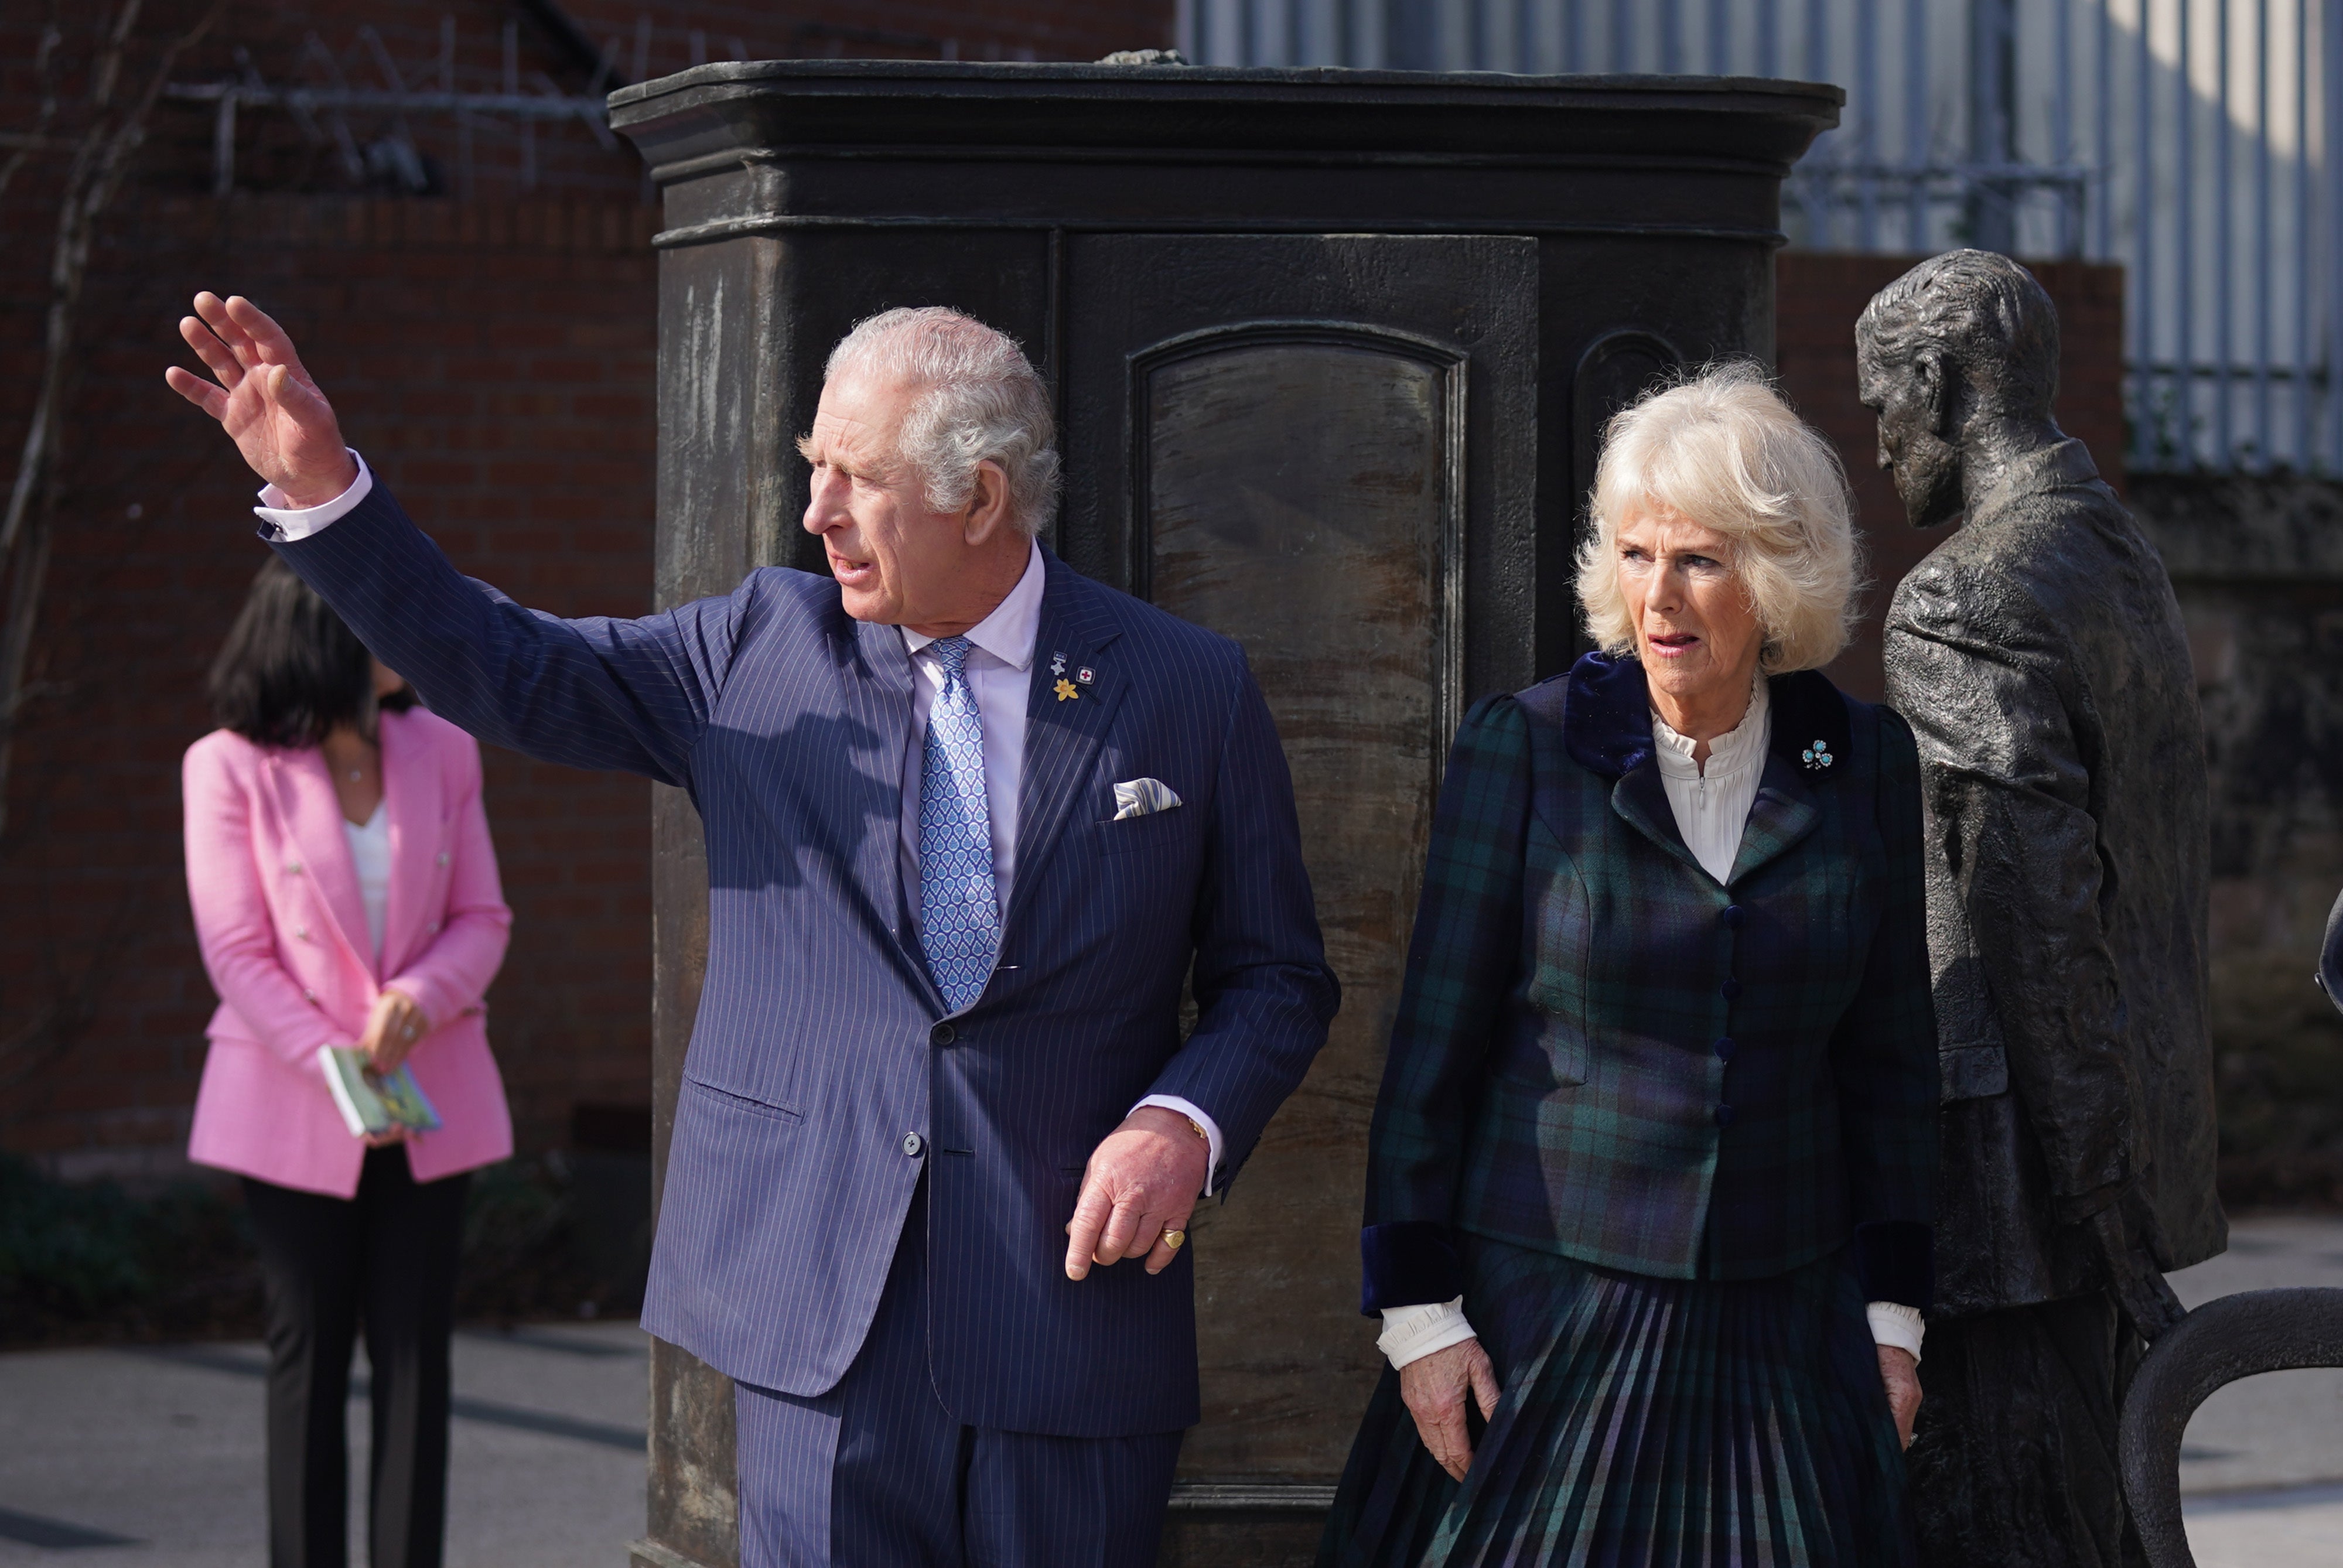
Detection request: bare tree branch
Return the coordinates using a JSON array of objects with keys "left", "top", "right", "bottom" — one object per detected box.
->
[{"left": 0, "top": 0, "right": 227, "bottom": 844}]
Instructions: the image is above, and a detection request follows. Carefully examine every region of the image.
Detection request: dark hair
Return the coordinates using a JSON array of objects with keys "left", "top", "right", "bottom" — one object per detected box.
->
[{"left": 207, "top": 557, "right": 413, "bottom": 748}]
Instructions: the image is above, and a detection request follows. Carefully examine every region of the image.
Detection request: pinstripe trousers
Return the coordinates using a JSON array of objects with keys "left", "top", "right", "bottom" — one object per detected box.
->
[{"left": 733, "top": 1180, "right": 1185, "bottom": 1567}]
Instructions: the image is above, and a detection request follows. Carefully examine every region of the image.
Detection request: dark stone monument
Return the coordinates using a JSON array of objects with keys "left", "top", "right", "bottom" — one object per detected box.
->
[
  {"left": 607, "top": 59, "right": 1837, "bottom": 1568},
  {"left": 1868, "top": 251, "right": 2228, "bottom": 1566}
]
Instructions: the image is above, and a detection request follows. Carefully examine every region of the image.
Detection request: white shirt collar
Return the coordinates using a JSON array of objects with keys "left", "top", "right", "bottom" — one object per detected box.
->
[
  {"left": 900, "top": 538, "right": 1046, "bottom": 671},
  {"left": 1651, "top": 675, "right": 1771, "bottom": 781}
]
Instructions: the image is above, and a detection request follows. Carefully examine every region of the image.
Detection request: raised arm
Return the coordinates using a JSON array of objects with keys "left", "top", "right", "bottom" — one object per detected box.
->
[{"left": 166, "top": 293, "right": 744, "bottom": 787}]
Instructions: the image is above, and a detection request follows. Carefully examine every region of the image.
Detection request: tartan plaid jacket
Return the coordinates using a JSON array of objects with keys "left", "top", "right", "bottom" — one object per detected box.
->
[{"left": 1360, "top": 653, "right": 1939, "bottom": 1312}]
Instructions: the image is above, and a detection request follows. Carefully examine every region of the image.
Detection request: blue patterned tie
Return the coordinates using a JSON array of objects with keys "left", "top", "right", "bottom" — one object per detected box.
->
[{"left": 918, "top": 636, "right": 1000, "bottom": 1011}]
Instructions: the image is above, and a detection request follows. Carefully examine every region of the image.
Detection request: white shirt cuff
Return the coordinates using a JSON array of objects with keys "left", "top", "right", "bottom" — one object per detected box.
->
[
  {"left": 1378, "top": 1297, "right": 1478, "bottom": 1369},
  {"left": 1867, "top": 1300, "right": 1925, "bottom": 1361},
  {"left": 1131, "top": 1094, "right": 1223, "bottom": 1197},
  {"left": 254, "top": 449, "right": 373, "bottom": 539}
]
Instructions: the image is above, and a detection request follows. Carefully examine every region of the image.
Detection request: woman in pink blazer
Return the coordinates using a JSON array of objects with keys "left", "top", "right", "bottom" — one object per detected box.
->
[{"left": 185, "top": 558, "right": 512, "bottom": 1568}]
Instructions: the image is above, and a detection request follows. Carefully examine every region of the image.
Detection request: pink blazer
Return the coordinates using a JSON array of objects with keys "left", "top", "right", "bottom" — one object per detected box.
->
[{"left": 183, "top": 708, "right": 514, "bottom": 1196}]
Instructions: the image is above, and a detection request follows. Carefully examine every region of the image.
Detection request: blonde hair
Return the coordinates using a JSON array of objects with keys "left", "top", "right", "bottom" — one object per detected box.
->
[{"left": 1574, "top": 361, "right": 1860, "bottom": 674}]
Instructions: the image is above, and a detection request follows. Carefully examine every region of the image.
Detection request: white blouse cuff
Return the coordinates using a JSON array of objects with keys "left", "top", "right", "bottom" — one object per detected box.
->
[
  {"left": 1378, "top": 1297, "right": 1478, "bottom": 1369},
  {"left": 1867, "top": 1300, "right": 1926, "bottom": 1361}
]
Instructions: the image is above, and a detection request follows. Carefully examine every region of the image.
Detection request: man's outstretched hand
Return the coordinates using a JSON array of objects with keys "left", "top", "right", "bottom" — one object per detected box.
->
[{"left": 164, "top": 293, "right": 357, "bottom": 509}]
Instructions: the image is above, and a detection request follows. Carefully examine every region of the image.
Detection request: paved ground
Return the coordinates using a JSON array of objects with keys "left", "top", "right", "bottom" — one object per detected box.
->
[
  {"left": 0, "top": 1217, "right": 2337, "bottom": 1565},
  {"left": 0, "top": 1321, "right": 647, "bottom": 1567}
]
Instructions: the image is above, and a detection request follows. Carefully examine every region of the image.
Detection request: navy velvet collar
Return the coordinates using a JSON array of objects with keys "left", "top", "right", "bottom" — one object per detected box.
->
[{"left": 1560, "top": 652, "right": 1851, "bottom": 783}]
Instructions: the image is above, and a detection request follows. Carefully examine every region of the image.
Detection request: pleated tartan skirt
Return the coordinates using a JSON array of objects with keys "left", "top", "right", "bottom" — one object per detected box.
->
[{"left": 1318, "top": 1236, "right": 1916, "bottom": 1568}]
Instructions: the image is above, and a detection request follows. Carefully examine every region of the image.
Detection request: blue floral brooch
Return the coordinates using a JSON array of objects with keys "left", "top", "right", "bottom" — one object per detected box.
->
[{"left": 1801, "top": 739, "right": 1835, "bottom": 771}]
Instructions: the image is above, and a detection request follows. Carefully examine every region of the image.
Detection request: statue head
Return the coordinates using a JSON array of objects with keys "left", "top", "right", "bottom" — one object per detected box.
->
[{"left": 1856, "top": 250, "right": 2063, "bottom": 528}]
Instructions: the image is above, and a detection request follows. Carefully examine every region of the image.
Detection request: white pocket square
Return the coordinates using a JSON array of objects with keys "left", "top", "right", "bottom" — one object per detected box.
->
[{"left": 1114, "top": 778, "right": 1183, "bottom": 820}]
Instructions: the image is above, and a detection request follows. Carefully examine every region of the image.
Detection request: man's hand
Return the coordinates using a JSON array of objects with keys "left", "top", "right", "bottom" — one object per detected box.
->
[
  {"left": 357, "top": 986, "right": 431, "bottom": 1078},
  {"left": 164, "top": 293, "right": 358, "bottom": 508},
  {"left": 2086, "top": 1204, "right": 2188, "bottom": 1343},
  {"left": 1063, "top": 1106, "right": 1208, "bottom": 1280},
  {"left": 1400, "top": 1337, "right": 1500, "bottom": 1482},
  {"left": 1878, "top": 1346, "right": 1921, "bottom": 1450}
]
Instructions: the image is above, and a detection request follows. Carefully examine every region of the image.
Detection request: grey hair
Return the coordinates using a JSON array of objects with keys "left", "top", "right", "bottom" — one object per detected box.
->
[
  {"left": 1856, "top": 248, "right": 2061, "bottom": 421},
  {"left": 823, "top": 307, "right": 1061, "bottom": 536},
  {"left": 1576, "top": 361, "right": 1862, "bottom": 674}
]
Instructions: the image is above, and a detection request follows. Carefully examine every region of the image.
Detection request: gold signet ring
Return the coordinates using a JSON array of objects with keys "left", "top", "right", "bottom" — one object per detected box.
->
[{"left": 1162, "top": 1229, "right": 1186, "bottom": 1252}]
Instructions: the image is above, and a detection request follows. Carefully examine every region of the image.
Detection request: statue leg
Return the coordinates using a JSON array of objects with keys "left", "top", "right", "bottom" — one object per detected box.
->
[{"left": 1906, "top": 1292, "right": 2148, "bottom": 1568}]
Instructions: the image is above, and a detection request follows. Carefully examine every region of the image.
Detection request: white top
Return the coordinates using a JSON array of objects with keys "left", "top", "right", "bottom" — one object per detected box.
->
[
  {"left": 255, "top": 454, "right": 1225, "bottom": 1191},
  {"left": 1377, "top": 677, "right": 1927, "bottom": 1370},
  {"left": 342, "top": 799, "right": 390, "bottom": 962},
  {"left": 1652, "top": 677, "right": 1771, "bottom": 884}
]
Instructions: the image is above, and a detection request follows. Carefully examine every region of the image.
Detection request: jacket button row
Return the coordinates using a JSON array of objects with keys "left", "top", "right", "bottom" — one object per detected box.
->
[
  {"left": 930, "top": 1023, "right": 956, "bottom": 1046},
  {"left": 1720, "top": 904, "right": 1744, "bottom": 928},
  {"left": 1714, "top": 1036, "right": 1736, "bottom": 1061},
  {"left": 1714, "top": 1104, "right": 1736, "bottom": 1128},
  {"left": 1721, "top": 978, "right": 1742, "bottom": 1000},
  {"left": 901, "top": 1132, "right": 925, "bottom": 1158}
]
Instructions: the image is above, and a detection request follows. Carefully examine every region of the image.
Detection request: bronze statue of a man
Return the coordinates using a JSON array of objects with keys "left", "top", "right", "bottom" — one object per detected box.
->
[{"left": 1863, "top": 250, "right": 2226, "bottom": 1567}]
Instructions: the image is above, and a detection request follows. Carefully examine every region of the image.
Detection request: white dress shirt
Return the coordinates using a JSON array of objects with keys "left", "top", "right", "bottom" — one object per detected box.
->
[
  {"left": 254, "top": 455, "right": 1227, "bottom": 1191},
  {"left": 1378, "top": 678, "right": 1926, "bottom": 1368}
]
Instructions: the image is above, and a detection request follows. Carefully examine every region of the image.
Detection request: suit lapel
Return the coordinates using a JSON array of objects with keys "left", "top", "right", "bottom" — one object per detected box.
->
[
  {"left": 272, "top": 748, "right": 375, "bottom": 979},
  {"left": 841, "top": 617, "right": 924, "bottom": 975},
  {"left": 1006, "top": 555, "right": 1126, "bottom": 934},
  {"left": 1725, "top": 669, "right": 1850, "bottom": 886},
  {"left": 1610, "top": 761, "right": 1709, "bottom": 877},
  {"left": 377, "top": 712, "right": 436, "bottom": 976}
]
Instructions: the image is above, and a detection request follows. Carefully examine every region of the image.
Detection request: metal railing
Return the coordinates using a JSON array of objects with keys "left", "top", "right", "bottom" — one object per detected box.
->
[{"left": 1177, "top": 0, "right": 2343, "bottom": 476}]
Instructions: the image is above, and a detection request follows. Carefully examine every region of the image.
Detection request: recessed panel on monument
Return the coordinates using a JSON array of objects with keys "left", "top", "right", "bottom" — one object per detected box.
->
[{"left": 611, "top": 60, "right": 1835, "bottom": 1568}]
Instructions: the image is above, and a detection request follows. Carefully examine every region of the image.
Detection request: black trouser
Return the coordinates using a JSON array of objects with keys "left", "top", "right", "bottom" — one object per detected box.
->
[
  {"left": 1907, "top": 1292, "right": 2149, "bottom": 1568},
  {"left": 243, "top": 1147, "right": 470, "bottom": 1568}
]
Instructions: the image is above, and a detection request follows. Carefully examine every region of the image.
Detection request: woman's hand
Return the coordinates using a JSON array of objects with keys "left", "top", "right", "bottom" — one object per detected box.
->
[
  {"left": 358, "top": 987, "right": 431, "bottom": 1077},
  {"left": 1400, "top": 1337, "right": 1501, "bottom": 1482},
  {"left": 1878, "top": 1346, "right": 1921, "bottom": 1449}
]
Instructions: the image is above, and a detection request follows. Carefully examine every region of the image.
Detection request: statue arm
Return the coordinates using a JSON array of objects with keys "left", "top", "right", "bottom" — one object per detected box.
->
[{"left": 1886, "top": 582, "right": 2142, "bottom": 1219}]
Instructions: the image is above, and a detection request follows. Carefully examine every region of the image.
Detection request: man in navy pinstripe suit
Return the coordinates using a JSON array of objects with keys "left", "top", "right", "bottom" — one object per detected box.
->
[{"left": 169, "top": 293, "right": 1340, "bottom": 1566}]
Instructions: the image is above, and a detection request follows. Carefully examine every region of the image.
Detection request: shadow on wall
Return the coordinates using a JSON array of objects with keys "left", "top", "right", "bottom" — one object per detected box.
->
[{"left": 2134, "top": 473, "right": 2343, "bottom": 1210}]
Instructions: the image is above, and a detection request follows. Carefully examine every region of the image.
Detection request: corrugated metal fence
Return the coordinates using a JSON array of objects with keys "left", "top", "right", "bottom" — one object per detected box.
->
[{"left": 1177, "top": 0, "right": 2343, "bottom": 474}]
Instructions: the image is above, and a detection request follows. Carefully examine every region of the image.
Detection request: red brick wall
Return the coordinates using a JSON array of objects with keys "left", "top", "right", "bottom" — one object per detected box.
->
[
  {"left": 0, "top": 197, "right": 661, "bottom": 1176},
  {"left": 1775, "top": 252, "right": 2128, "bottom": 702},
  {"left": 0, "top": 1, "right": 1175, "bottom": 1180}
]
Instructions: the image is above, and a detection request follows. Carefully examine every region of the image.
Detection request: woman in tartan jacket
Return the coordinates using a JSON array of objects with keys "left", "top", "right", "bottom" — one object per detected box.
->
[{"left": 1322, "top": 364, "right": 1939, "bottom": 1567}]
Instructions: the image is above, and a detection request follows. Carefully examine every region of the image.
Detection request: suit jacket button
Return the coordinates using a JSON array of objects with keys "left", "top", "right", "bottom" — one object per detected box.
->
[
  {"left": 303, "top": 988, "right": 316, "bottom": 1003},
  {"left": 285, "top": 861, "right": 302, "bottom": 874},
  {"left": 930, "top": 1023, "right": 956, "bottom": 1046},
  {"left": 1714, "top": 1104, "right": 1735, "bottom": 1128},
  {"left": 902, "top": 1132, "right": 925, "bottom": 1158},
  {"left": 1721, "top": 978, "right": 1742, "bottom": 1000},
  {"left": 436, "top": 852, "right": 450, "bottom": 866},
  {"left": 1721, "top": 904, "right": 1744, "bottom": 928},
  {"left": 428, "top": 921, "right": 440, "bottom": 934},
  {"left": 1714, "top": 1036, "right": 1736, "bottom": 1061},
  {"left": 295, "top": 925, "right": 310, "bottom": 940}
]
